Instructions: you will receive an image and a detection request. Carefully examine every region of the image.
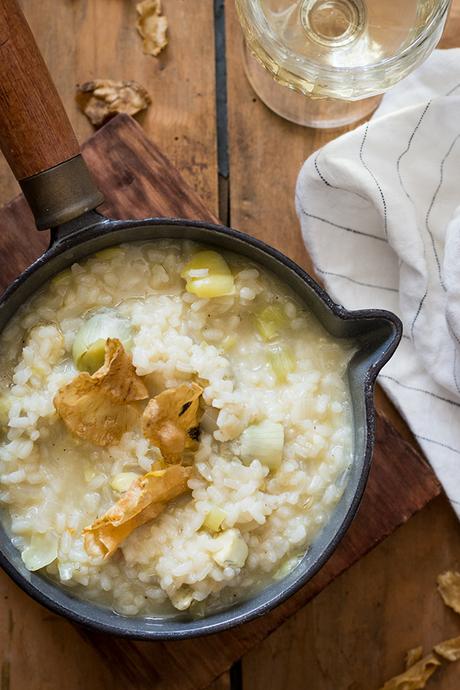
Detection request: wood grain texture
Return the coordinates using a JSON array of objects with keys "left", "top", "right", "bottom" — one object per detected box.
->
[
  {"left": 228, "top": 5, "right": 460, "bottom": 688},
  {"left": 225, "top": 1, "right": 341, "bottom": 273},
  {"left": 0, "top": 115, "right": 440, "bottom": 690},
  {"left": 243, "top": 495, "right": 460, "bottom": 690},
  {"left": 0, "top": 0, "right": 218, "bottom": 216},
  {"left": 0, "top": 576, "right": 128, "bottom": 690},
  {"left": 207, "top": 675, "right": 231, "bottom": 690},
  {"left": 0, "top": 0, "right": 79, "bottom": 180}
]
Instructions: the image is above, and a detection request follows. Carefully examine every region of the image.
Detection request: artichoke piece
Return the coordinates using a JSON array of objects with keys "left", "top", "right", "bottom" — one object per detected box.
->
[
  {"left": 77, "top": 340, "right": 106, "bottom": 376},
  {"left": 274, "top": 554, "right": 302, "bottom": 581},
  {"left": 377, "top": 654, "right": 440, "bottom": 690},
  {"left": 203, "top": 506, "right": 227, "bottom": 533},
  {"left": 21, "top": 533, "right": 58, "bottom": 572},
  {"left": 405, "top": 647, "right": 423, "bottom": 670},
  {"left": 221, "top": 334, "right": 237, "bottom": 352},
  {"left": 0, "top": 396, "right": 10, "bottom": 430},
  {"left": 93, "top": 247, "right": 125, "bottom": 261},
  {"left": 240, "top": 420, "right": 284, "bottom": 470},
  {"left": 181, "top": 250, "right": 235, "bottom": 298},
  {"left": 54, "top": 338, "right": 148, "bottom": 447},
  {"left": 434, "top": 635, "right": 460, "bottom": 662},
  {"left": 84, "top": 465, "right": 191, "bottom": 558},
  {"left": 110, "top": 472, "right": 141, "bottom": 493},
  {"left": 437, "top": 570, "right": 460, "bottom": 614},
  {"left": 50, "top": 268, "right": 72, "bottom": 289},
  {"left": 213, "top": 529, "right": 248, "bottom": 568},
  {"left": 267, "top": 344, "right": 296, "bottom": 383},
  {"left": 72, "top": 309, "right": 133, "bottom": 374},
  {"left": 254, "top": 304, "right": 288, "bottom": 341},
  {"left": 142, "top": 382, "right": 203, "bottom": 460},
  {"left": 136, "top": 0, "right": 168, "bottom": 57}
]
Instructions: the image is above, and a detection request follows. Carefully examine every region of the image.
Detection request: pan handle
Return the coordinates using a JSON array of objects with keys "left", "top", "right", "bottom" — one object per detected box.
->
[{"left": 0, "top": 0, "right": 103, "bottom": 229}]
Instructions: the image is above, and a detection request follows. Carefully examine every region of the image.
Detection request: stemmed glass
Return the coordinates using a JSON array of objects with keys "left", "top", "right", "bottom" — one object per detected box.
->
[{"left": 236, "top": 0, "right": 452, "bottom": 128}]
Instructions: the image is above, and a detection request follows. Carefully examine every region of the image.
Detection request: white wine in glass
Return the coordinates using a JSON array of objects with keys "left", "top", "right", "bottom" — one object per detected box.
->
[{"left": 236, "top": 0, "right": 451, "bottom": 128}]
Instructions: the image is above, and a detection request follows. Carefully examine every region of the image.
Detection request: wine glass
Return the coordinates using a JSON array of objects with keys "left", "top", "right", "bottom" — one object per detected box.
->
[{"left": 236, "top": 0, "right": 451, "bottom": 128}]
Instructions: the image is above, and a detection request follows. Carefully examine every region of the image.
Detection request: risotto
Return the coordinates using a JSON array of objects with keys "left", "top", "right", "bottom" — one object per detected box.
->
[{"left": 0, "top": 241, "right": 353, "bottom": 616}]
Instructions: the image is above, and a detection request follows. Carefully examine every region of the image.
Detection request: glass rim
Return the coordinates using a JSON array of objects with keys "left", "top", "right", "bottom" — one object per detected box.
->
[{"left": 236, "top": 0, "right": 452, "bottom": 80}]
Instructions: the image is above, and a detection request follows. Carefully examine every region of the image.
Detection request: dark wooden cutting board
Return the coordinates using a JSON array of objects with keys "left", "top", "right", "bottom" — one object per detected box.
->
[{"left": 0, "top": 114, "right": 441, "bottom": 690}]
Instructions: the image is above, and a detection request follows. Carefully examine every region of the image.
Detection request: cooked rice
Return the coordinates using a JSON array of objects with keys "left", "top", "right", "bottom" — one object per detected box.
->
[{"left": 0, "top": 241, "right": 353, "bottom": 616}]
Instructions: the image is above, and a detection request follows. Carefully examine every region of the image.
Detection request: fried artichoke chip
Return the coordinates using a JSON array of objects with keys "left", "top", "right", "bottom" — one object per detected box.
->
[
  {"left": 378, "top": 655, "right": 441, "bottom": 690},
  {"left": 84, "top": 465, "right": 191, "bottom": 557},
  {"left": 405, "top": 647, "right": 423, "bottom": 669},
  {"left": 76, "top": 80, "right": 151, "bottom": 127},
  {"left": 437, "top": 570, "right": 460, "bottom": 614},
  {"left": 136, "top": 0, "right": 168, "bottom": 57},
  {"left": 434, "top": 635, "right": 460, "bottom": 661},
  {"left": 142, "top": 382, "right": 203, "bottom": 459},
  {"left": 54, "top": 338, "right": 148, "bottom": 447}
]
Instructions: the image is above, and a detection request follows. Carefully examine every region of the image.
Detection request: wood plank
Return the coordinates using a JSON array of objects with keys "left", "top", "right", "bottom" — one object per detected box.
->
[
  {"left": 225, "top": 0, "right": 349, "bottom": 274},
  {"left": 0, "top": 0, "right": 218, "bottom": 687},
  {"left": 243, "top": 494, "right": 460, "bottom": 690},
  {"left": 442, "top": 0, "right": 460, "bottom": 48},
  {"left": 0, "top": 575, "right": 129, "bottom": 690},
  {"left": 206, "top": 674, "right": 231, "bottom": 690},
  {"left": 0, "top": 0, "right": 218, "bottom": 215},
  {"left": 0, "top": 115, "right": 440, "bottom": 690},
  {"left": 228, "top": 4, "right": 460, "bottom": 689}
]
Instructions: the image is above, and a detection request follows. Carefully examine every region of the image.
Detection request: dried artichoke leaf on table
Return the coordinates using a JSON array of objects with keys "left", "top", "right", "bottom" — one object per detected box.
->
[
  {"left": 405, "top": 646, "right": 423, "bottom": 670},
  {"left": 54, "top": 338, "right": 148, "bottom": 447},
  {"left": 136, "top": 0, "right": 168, "bottom": 57},
  {"left": 434, "top": 635, "right": 460, "bottom": 662},
  {"left": 378, "top": 568, "right": 460, "bottom": 688},
  {"left": 76, "top": 79, "right": 151, "bottom": 127},
  {"left": 84, "top": 464, "right": 192, "bottom": 558},
  {"left": 437, "top": 569, "right": 460, "bottom": 614},
  {"left": 378, "top": 654, "right": 441, "bottom": 690},
  {"left": 143, "top": 382, "right": 203, "bottom": 460}
]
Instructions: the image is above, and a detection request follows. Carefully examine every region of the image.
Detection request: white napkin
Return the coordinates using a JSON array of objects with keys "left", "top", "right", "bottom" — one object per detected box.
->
[{"left": 296, "top": 49, "right": 460, "bottom": 517}]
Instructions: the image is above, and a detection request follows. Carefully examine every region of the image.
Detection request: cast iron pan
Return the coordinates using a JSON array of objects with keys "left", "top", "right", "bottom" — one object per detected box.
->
[{"left": 0, "top": 0, "right": 401, "bottom": 639}]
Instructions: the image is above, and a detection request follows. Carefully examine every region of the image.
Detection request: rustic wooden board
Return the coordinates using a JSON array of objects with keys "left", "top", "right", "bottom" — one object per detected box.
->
[
  {"left": 243, "top": 494, "right": 460, "bottom": 690},
  {"left": 0, "top": 114, "right": 441, "bottom": 690},
  {"left": 224, "top": 3, "right": 460, "bottom": 687},
  {"left": 0, "top": 0, "right": 219, "bottom": 215}
]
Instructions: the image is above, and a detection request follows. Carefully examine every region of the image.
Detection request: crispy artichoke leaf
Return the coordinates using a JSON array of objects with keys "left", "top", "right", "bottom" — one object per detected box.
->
[
  {"left": 85, "top": 500, "right": 165, "bottom": 559},
  {"left": 142, "top": 382, "right": 203, "bottom": 459},
  {"left": 378, "top": 655, "right": 440, "bottom": 690},
  {"left": 54, "top": 381, "right": 139, "bottom": 448},
  {"left": 93, "top": 338, "right": 148, "bottom": 402},
  {"left": 77, "top": 79, "right": 151, "bottom": 127},
  {"left": 84, "top": 465, "right": 191, "bottom": 558},
  {"left": 54, "top": 338, "right": 148, "bottom": 447},
  {"left": 405, "top": 647, "right": 423, "bottom": 670},
  {"left": 434, "top": 635, "right": 460, "bottom": 662},
  {"left": 437, "top": 570, "right": 460, "bottom": 614},
  {"left": 136, "top": 0, "right": 168, "bottom": 57}
]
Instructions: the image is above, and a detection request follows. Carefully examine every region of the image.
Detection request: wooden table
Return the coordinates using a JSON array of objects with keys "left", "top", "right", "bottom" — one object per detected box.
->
[{"left": 1, "top": 2, "right": 460, "bottom": 689}]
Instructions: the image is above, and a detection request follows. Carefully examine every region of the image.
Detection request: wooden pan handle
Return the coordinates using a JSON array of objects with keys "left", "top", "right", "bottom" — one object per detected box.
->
[{"left": 0, "top": 0, "right": 80, "bottom": 181}]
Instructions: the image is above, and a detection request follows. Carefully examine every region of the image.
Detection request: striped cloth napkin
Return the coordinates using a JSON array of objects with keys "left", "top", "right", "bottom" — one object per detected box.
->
[{"left": 296, "top": 49, "right": 460, "bottom": 517}]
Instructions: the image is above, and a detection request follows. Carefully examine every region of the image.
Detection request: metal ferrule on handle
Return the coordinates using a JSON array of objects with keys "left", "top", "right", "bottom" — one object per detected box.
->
[{"left": 20, "top": 157, "right": 104, "bottom": 231}]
